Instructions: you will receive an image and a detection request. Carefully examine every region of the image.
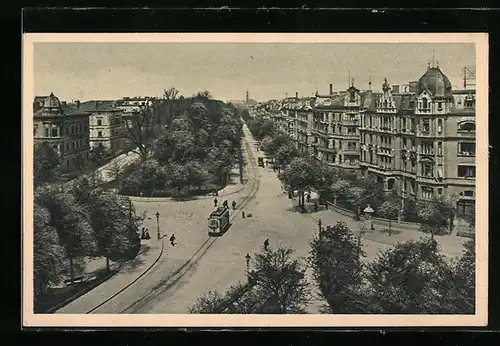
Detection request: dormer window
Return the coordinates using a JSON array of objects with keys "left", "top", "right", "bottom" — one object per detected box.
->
[
  {"left": 349, "top": 90, "right": 355, "bottom": 102},
  {"left": 437, "top": 101, "right": 443, "bottom": 110}
]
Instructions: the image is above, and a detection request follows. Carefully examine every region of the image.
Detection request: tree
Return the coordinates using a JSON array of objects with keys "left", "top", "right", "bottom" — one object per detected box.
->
[
  {"left": 248, "top": 245, "right": 310, "bottom": 314},
  {"left": 89, "top": 143, "right": 108, "bottom": 166},
  {"left": 189, "top": 290, "right": 226, "bottom": 314},
  {"left": 33, "top": 204, "right": 66, "bottom": 306},
  {"left": 275, "top": 142, "right": 299, "bottom": 173},
  {"left": 312, "top": 162, "right": 336, "bottom": 205},
  {"left": 418, "top": 200, "right": 449, "bottom": 238},
  {"left": 450, "top": 239, "right": 475, "bottom": 313},
  {"left": 364, "top": 237, "right": 454, "bottom": 314},
  {"left": 309, "top": 221, "right": 366, "bottom": 313},
  {"left": 34, "top": 142, "right": 62, "bottom": 186},
  {"left": 279, "top": 157, "right": 317, "bottom": 212},
  {"left": 377, "top": 199, "right": 400, "bottom": 235},
  {"left": 166, "top": 163, "right": 191, "bottom": 198},
  {"left": 123, "top": 101, "right": 158, "bottom": 162},
  {"left": 35, "top": 187, "right": 97, "bottom": 280}
]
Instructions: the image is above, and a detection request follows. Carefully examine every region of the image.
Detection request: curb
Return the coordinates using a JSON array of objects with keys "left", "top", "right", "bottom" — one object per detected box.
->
[{"left": 85, "top": 237, "right": 165, "bottom": 313}]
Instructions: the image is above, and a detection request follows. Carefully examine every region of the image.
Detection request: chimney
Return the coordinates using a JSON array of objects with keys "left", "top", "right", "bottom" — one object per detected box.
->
[
  {"left": 392, "top": 84, "right": 400, "bottom": 94},
  {"left": 75, "top": 100, "right": 80, "bottom": 108},
  {"left": 295, "top": 92, "right": 299, "bottom": 99},
  {"left": 409, "top": 81, "right": 418, "bottom": 93},
  {"left": 61, "top": 101, "right": 67, "bottom": 106},
  {"left": 329, "top": 84, "right": 333, "bottom": 95}
]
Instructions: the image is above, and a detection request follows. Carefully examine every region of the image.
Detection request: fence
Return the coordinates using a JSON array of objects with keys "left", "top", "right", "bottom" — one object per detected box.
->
[{"left": 326, "top": 201, "right": 422, "bottom": 232}]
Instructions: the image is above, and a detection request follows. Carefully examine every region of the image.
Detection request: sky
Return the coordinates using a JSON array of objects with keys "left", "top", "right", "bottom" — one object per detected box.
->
[{"left": 33, "top": 42, "right": 475, "bottom": 102}]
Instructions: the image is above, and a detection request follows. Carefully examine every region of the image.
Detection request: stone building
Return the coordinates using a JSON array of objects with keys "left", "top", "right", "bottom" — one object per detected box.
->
[
  {"left": 310, "top": 82, "right": 378, "bottom": 173},
  {"left": 33, "top": 93, "right": 91, "bottom": 171},
  {"left": 79, "top": 101, "right": 123, "bottom": 153},
  {"left": 358, "top": 64, "right": 476, "bottom": 221}
]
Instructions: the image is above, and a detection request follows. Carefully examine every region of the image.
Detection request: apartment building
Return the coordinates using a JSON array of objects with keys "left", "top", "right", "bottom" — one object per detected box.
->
[
  {"left": 79, "top": 101, "right": 124, "bottom": 153},
  {"left": 358, "top": 64, "right": 476, "bottom": 220},
  {"left": 33, "top": 93, "right": 91, "bottom": 171},
  {"left": 310, "top": 82, "right": 377, "bottom": 173}
]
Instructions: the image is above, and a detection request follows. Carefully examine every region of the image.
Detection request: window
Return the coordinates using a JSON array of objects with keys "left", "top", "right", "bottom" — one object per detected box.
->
[
  {"left": 458, "top": 122, "right": 475, "bottom": 132},
  {"left": 458, "top": 165, "right": 475, "bottom": 178},
  {"left": 422, "top": 141, "right": 434, "bottom": 154},
  {"left": 403, "top": 138, "right": 407, "bottom": 148},
  {"left": 369, "top": 116, "right": 373, "bottom": 127},
  {"left": 437, "top": 188, "right": 443, "bottom": 196},
  {"left": 85, "top": 125, "right": 88, "bottom": 133},
  {"left": 437, "top": 142, "right": 443, "bottom": 155},
  {"left": 437, "top": 119, "right": 443, "bottom": 133},
  {"left": 72, "top": 141, "right": 75, "bottom": 149},
  {"left": 51, "top": 127, "right": 58, "bottom": 137},
  {"left": 71, "top": 125, "right": 75, "bottom": 135},
  {"left": 369, "top": 134, "right": 373, "bottom": 143},
  {"left": 422, "top": 163, "right": 433, "bottom": 177},
  {"left": 66, "top": 142, "right": 69, "bottom": 150},
  {"left": 79, "top": 140, "right": 83, "bottom": 147},
  {"left": 464, "top": 190, "right": 474, "bottom": 197},
  {"left": 44, "top": 126, "right": 49, "bottom": 137},
  {"left": 422, "top": 119, "right": 430, "bottom": 133},
  {"left": 458, "top": 142, "right": 475, "bottom": 156},
  {"left": 33, "top": 125, "right": 38, "bottom": 136},
  {"left": 66, "top": 160, "right": 70, "bottom": 167},
  {"left": 422, "top": 98, "right": 428, "bottom": 109},
  {"left": 464, "top": 95, "right": 475, "bottom": 108},
  {"left": 437, "top": 101, "right": 443, "bottom": 110},
  {"left": 347, "top": 127, "right": 356, "bottom": 135},
  {"left": 65, "top": 127, "right": 69, "bottom": 135},
  {"left": 348, "top": 142, "right": 356, "bottom": 150},
  {"left": 402, "top": 118, "right": 407, "bottom": 131},
  {"left": 98, "top": 131, "right": 103, "bottom": 137},
  {"left": 457, "top": 200, "right": 475, "bottom": 218},
  {"left": 422, "top": 187, "right": 433, "bottom": 200}
]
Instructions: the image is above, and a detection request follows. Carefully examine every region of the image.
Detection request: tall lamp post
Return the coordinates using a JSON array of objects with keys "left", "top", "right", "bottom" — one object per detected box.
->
[
  {"left": 155, "top": 212, "right": 160, "bottom": 240},
  {"left": 245, "top": 253, "right": 251, "bottom": 282},
  {"left": 363, "top": 204, "right": 374, "bottom": 230}
]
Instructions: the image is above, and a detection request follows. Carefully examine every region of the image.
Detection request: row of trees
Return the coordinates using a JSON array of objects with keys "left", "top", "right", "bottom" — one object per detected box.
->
[
  {"left": 34, "top": 174, "right": 143, "bottom": 310},
  {"left": 119, "top": 91, "right": 244, "bottom": 198},
  {"left": 190, "top": 222, "right": 475, "bottom": 314},
  {"left": 241, "top": 113, "right": 461, "bottom": 236},
  {"left": 34, "top": 142, "right": 144, "bottom": 311}
]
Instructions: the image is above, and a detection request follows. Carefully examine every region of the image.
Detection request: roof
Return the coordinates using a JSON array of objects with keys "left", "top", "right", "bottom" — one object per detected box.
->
[
  {"left": 416, "top": 66, "right": 453, "bottom": 99},
  {"left": 79, "top": 101, "right": 121, "bottom": 112},
  {"left": 360, "top": 91, "right": 379, "bottom": 111},
  {"left": 393, "top": 94, "right": 414, "bottom": 111},
  {"left": 453, "top": 89, "right": 476, "bottom": 95}
]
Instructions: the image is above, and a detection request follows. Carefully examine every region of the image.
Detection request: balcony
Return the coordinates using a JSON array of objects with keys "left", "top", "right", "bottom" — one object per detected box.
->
[{"left": 343, "top": 148, "right": 359, "bottom": 156}]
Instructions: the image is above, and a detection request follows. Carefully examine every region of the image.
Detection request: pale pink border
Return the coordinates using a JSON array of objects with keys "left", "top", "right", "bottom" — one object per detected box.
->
[{"left": 22, "top": 33, "right": 488, "bottom": 327}]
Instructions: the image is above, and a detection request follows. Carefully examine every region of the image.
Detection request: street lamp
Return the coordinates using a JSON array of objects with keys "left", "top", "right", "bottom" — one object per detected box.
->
[
  {"left": 155, "top": 212, "right": 160, "bottom": 240},
  {"left": 363, "top": 204, "right": 375, "bottom": 230},
  {"left": 245, "top": 253, "right": 251, "bottom": 282}
]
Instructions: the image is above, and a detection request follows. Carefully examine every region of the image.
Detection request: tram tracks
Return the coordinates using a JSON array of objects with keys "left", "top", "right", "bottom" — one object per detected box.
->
[{"left": 85, "top": 127, "right": 261, "bottom": 314}]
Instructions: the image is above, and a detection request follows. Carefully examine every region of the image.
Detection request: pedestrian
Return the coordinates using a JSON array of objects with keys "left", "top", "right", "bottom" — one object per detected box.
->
[
  {"left": 213, "top": 198, "right": 218, "bottom": 207},
  {"left": 223, "top": 200, "right": 228, "bottom": 209},
  {"left": 314, "top": 202, "right": 318, "bottom": 212},
  {"left": 232, "top": 200, "right": 237, "bottom": 210},
  {"left": 141, "top": 227, "right": 146, "bottom": 239},
  {"left": 145, "top": 229, "right": 151, "bottom": 240},
  {"left": 264, "top": 238, "right": 269, "bottom": 251},
  {"left": 306, "top": 193, "right": 311, "bottom": 203},
  {"left": 242, "top": 210, "right": 245, "bottom": 218},
  {"left": 169, "top": 234, "right": 176, "bottom": 246}
]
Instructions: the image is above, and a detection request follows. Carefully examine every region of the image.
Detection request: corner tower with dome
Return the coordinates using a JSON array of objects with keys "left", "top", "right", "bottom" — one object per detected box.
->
[{"left": 33, "top": 92, "right": 91, "bottom": 171}]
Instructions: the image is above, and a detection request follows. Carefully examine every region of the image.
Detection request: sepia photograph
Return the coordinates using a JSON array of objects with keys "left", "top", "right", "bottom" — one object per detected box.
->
[{"left": 22, "top": 33, "right": 488, "bottom": 327}]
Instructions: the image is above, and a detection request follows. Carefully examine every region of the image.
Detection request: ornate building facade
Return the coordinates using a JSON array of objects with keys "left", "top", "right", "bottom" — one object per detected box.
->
[
  {"left": 33, "top": 93, "right": 91, "bottom": 171},
  {"left": 358, "top": 64, "right": 476, "bottom": 221}
]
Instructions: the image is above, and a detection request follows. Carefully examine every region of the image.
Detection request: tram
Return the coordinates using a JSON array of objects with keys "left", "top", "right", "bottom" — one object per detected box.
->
[{"left": 208, "top": 206, "right": 231, "bottom": 237}]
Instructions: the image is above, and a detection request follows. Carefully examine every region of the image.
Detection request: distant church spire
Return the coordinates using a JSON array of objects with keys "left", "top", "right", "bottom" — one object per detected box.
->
[{"left": 246, "top": 90, "right": 249, "bottom": 104}]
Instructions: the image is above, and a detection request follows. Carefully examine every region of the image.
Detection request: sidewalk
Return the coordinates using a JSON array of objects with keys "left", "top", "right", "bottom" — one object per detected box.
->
[
  {"left": 293, "top": 199, "right": 468, "bottom": 260},
  {"left": 55, "top": 237, "right": 164, "bottom": 313}
]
